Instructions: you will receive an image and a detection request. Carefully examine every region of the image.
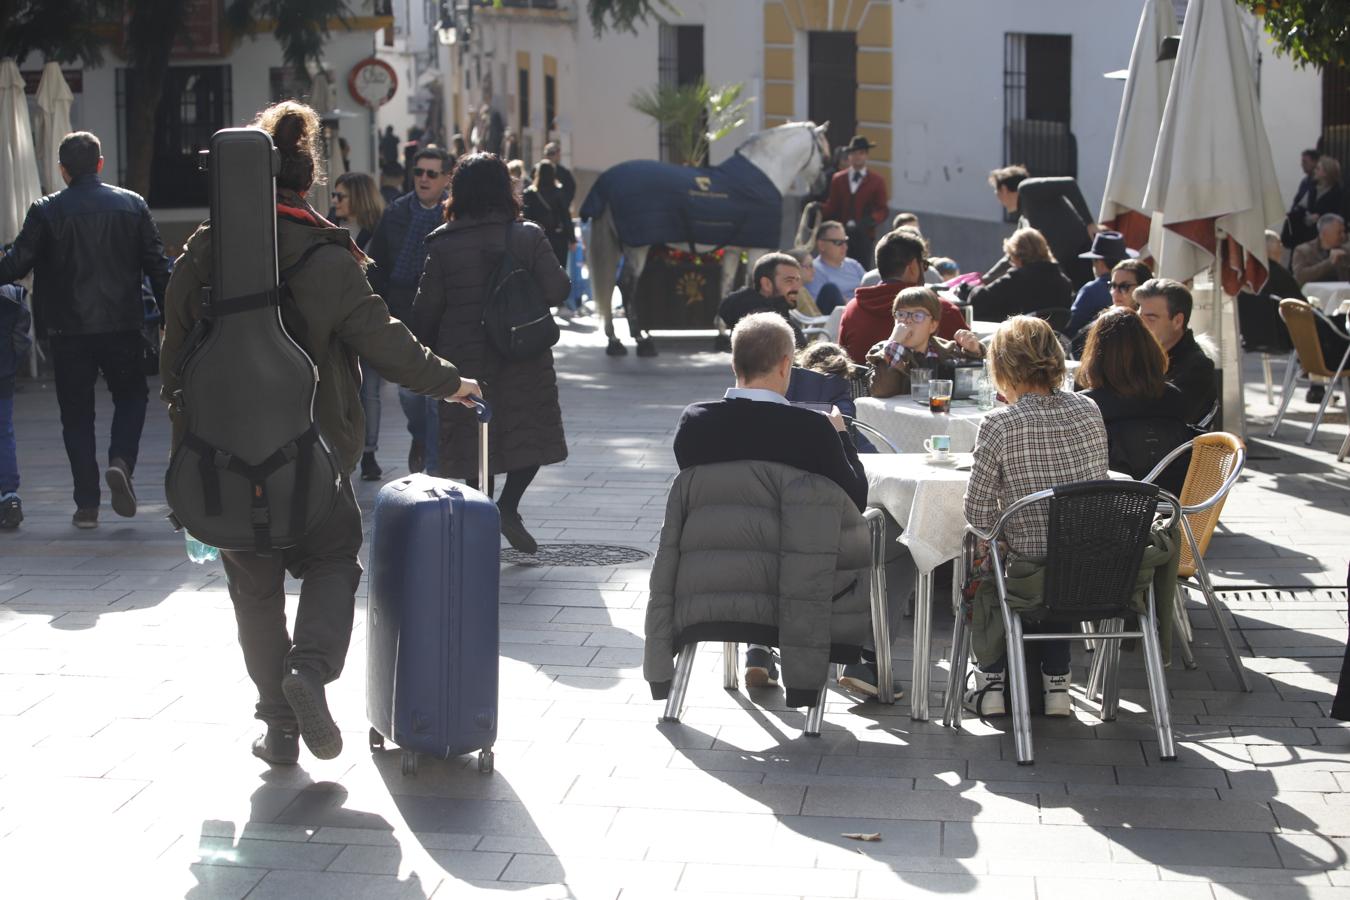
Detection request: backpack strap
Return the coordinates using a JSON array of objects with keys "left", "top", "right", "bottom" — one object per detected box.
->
[{"left": 180, "top": 425, "right": 323, "bottom": 555}]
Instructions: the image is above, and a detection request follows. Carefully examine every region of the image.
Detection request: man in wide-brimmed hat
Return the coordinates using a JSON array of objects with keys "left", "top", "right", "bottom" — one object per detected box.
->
[
  {"left": 1066, "top": 230, "right": 1139, "bottom": 335},
  {"left": 821, "top": 135, "right": 889, "bottom": 268}
]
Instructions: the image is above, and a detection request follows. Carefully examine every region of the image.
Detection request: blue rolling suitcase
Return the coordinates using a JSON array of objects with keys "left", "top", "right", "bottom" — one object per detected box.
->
[{"left": 366, "top": 399, "right": 500, "bottom": 776}]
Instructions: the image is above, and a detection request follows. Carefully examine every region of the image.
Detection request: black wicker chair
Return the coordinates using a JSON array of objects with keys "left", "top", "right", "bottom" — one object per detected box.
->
[{"left": 942, "top": 480, "right": 1179, "bottom": 765}]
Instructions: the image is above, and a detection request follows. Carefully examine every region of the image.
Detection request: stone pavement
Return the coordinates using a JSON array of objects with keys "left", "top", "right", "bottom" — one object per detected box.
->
[{"left": 1, "top": 316, "right": 1348, "bottom": 899}]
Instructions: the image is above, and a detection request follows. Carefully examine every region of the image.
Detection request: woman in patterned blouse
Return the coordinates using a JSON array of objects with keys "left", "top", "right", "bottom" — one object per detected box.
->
[{"left": 962, "top": 315, "right": 1109, "bottom": 718}]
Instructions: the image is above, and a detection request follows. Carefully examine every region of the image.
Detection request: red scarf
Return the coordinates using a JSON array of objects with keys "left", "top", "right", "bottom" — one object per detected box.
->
[{"left": 276, "top": 198, "right": 365, "bottom": 263}]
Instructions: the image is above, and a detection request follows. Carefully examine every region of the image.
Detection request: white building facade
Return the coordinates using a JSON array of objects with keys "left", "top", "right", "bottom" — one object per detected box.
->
[
  {"left": 14, "top": 2, "right": 393, "bottom": 249},
  {"left": 438, "top": 0, "right": 1321, "bottom": 271}
]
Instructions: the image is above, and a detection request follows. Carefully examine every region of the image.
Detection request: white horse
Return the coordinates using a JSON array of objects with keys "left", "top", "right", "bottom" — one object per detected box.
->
[{"left": 584, "top": 121, "right": 830, "bottom": 356}]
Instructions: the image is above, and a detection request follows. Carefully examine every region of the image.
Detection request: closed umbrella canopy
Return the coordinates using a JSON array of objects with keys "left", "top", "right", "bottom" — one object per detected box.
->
[
  {"left": 0, "top": 58, "right": 43, "bottom": 246},
  {"left": 1141, "top": 0, "right": 1284, "bottom": 295},
  {"left": 35, "top": 62, "right": 74, "bottom": 195},
  {"left": 1100, "top": 0, "right": 1179, "bottom": 252}
]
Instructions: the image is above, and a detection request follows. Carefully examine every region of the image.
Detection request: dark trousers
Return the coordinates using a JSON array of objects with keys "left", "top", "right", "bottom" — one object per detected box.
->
[
  {"left": 49, "top": 331, "right": 148, "bottom": 510},
  {"left": 220, "top": 478, "right": 363, "bottom": 728}
]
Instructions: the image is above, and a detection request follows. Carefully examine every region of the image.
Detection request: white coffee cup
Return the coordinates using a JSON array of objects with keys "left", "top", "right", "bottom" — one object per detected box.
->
[{"left": 923, "top": 435, "right": 952, "bottom": 460}]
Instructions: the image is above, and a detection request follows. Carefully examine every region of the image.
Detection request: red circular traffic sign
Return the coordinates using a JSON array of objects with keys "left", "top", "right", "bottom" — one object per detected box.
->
[{"left": 348, "top": 58, "right": 398, "bottom": 108}]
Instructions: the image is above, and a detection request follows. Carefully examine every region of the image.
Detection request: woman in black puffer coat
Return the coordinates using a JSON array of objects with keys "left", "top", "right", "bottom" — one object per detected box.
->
[{"left": 411, "top": 153, "right": 570, "bottom": 553}]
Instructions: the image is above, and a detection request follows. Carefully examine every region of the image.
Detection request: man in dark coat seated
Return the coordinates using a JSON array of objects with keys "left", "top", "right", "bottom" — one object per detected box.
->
[
  {"left": 1136, "top": 279, "right": 1217, "bottom": 426},
  {"left": 674, "top": 312, "right": 876, "bottom": 693},
  {"left": 718, "top": 252, "right": 807, "bottom": 348}
]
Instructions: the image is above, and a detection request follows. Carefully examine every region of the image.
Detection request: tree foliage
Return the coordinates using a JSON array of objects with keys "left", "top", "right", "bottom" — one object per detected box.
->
[
  {"left": 0, "top": 0, "right": 108, "bottom": 66},
  {"left": 1233, "top": 0, "right": 1350, "bottom": 69},
  {"left": 629, "top": 79, "right": 752, "bottom": 166},
  {"left": 586, "top": 0, "right": 674, "bottom": 36}
]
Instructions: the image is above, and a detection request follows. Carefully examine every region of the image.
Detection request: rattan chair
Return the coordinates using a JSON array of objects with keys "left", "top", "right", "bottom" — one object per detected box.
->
[
  {"left": 660, "top": 508, "right": 895, "bottom": 736},
  {"left": 941, "top": 481, "right": 1179, "bottom": 765},
  {"left": 1269, "top": 299, "right": 1350, "bottom": 444}
]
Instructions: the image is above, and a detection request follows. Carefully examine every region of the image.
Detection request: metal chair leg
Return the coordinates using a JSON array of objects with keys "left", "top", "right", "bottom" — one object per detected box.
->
[
  {"left": 1262, "top": 353, "right": 1274, "bottom": 405},
  {"left": 1173, "top": 588, "right": 1197, "bottom": 670},
  {"left": 723, "top": 642, "right": 739, "bottom": 691},
  {"left": 804, "top": 667, "right": 831, "bottom": 737},
  {"left": 1140, "top": 587, "right": 1178, "bottom": 761},
  {"left": 1005, "top": 613, "right": 1035, "bottom": 765},
  {"left": 1268, "top": 350, "right": 1300, "bottom": 438},
  {"left": 1100, "top": 619, "right": 1124, "bottom": 721},
  {"left": 1341, "top": 376, "right": 1350, "bottom": 462},
  {"left": 865, "top": 509, "right": 895, "bottom": 706},
  {"left": 1340, "top": 429, "right": 1350, "bottom": 463},
  {"left": 1305, "top": 373, "right": 1340, "bottom": 445},
  {"left": 943, "top": 602, "right": 971, "bottom": 728},
  {"left": 661, "top": 643, "right": 698, "bottom": 723},
  {"left": 1082, "top": 620, "right": 1098, "bottom": 654},
  {"left": 1086, "top": 619, "right": 1112, "bottom": 701}
]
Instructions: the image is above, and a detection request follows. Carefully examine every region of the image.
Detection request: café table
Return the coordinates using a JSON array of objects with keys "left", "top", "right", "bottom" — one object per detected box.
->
[
  {"left": 855, "top": 396, "right": 993, "bottom": 454},
  {"left": 862, "top": 452, "right": 973, "bottom": 720},
  {"left": 1302, "top": 282, "right": 1350, "bottom": 311},
  {"left": 862, "top": 452, "right": 1131, "bottom": 721}
]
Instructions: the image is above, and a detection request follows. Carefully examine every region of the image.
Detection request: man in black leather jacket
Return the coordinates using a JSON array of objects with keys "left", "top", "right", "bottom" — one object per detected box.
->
[{"left": 0, "top": 131, "right": 171, "bottom": 529}]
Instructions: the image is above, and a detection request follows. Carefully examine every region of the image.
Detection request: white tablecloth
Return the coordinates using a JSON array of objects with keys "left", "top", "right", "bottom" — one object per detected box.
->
[
  {"left": 1302, "top": 282, "right": 1350, "bottom": 311},
  {"left": 969, "top": 319, "right": 1000, "bottom": 341},
  {"left": 855, "top": 396, "right": 992, "bottom": 453},
  {"left": 862, "top": 453, "right": 972, "bottom": 573}
]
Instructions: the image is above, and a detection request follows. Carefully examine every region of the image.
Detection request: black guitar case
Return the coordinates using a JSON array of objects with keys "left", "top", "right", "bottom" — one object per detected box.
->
[{"left": 165, "top": 127, "right": 341, "bottom": 554}]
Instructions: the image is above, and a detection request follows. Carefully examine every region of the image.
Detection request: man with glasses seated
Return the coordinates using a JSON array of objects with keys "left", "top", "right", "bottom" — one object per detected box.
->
[
  {"left": 866, "top": 287, "right": 985, "bottom": 399},
  {"left": 366, "top": 145, "right": 455, "bottom": 474}
]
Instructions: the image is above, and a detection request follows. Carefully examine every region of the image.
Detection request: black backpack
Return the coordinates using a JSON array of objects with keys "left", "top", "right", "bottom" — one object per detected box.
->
[
  {"left": 482, "top": 222, "right": 559, "bottom": 360},
  {"left": 164, "top": 128, "right": 341, "bottom": 554}
]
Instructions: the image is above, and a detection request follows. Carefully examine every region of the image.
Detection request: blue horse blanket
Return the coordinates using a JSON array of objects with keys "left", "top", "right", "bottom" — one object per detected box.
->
[{"left": 579, "top": 152, "right": 782, "bottom": 249}]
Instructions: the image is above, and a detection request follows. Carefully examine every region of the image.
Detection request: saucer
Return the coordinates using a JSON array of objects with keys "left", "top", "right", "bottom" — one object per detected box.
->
[{"left": 924, "top": 454, "right": 959, "bottom": 466}]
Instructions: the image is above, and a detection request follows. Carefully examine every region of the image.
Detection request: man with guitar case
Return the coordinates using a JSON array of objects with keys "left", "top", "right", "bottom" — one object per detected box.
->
[{"left": 161, "top": 103, "right": 480, "bottom": 765}]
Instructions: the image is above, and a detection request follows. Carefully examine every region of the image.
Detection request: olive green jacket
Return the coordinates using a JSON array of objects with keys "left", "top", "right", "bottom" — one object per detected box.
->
[
  {"left": 161, "top": 200, "right": 462, "bottom": 473},
  {"left": 971, "top": 518, "right": 1181, "bottom": 668}
]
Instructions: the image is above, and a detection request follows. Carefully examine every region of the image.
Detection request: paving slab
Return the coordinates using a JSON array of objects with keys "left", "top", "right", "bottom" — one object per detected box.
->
[{"left": 1, "top": 324, "right": 1348, "bottom": 896}]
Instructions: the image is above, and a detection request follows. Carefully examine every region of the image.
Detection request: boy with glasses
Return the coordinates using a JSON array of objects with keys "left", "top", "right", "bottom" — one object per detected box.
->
[{"left": 867, "top": 287, "right": 985, "bottom": 398}]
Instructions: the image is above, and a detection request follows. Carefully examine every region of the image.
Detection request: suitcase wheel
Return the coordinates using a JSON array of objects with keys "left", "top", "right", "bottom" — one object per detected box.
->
[
  {"left": 477, "top": 748, "right": 495, "bottom": 775},
  {"left": 401, "top": 751, "right": 419, "bottom": 776},
  {"left": 368, "top": 728, "right": 385, "bottom": 753}
]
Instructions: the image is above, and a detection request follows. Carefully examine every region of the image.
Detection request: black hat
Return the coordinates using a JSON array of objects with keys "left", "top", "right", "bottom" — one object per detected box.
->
[
  {"left": 1078, "top": 230, "right": 1139, "bottom": 264},
  {"left": 844, "top": 135, "right": 876, "bottom": 153}
]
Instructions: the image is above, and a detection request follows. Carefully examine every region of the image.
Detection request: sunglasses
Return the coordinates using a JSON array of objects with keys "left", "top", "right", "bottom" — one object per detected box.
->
[
  {"left": 819, "top": 238, "right": 848, "bottom": 246},
  {"left": 894, "top": 310, "right": 932, "bottom": 323},
  {"left": 412, "top": 167, "right": 444, "bottom": 179},
  {"left": 1110, "top": 281, "right": 1137, "bottom": 292},
  {"left": 332, "top": 191, "right": 347, "bottom": 201}
]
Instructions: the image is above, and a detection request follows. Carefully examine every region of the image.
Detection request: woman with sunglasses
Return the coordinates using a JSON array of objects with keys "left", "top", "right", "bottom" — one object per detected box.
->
[
  {"left": 867, "top": 287, "right": 985, "bottom": 398},
  {"left": 332, "top": 172, "right": 385, "bottom": 251}
]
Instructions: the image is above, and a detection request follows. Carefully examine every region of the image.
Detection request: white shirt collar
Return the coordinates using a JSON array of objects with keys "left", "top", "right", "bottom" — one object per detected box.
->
[{"left": 725, "top": 387, "right": 790, "bottom": 405}]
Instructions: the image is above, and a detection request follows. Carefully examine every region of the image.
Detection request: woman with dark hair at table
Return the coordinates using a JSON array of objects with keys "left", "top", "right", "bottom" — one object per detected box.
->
[
  {"left": 1077, "top": 306, "right": 1196, "bottom": 495},
  {"left": 963, "top": 315, "right": 1108, "bottom": 719}
]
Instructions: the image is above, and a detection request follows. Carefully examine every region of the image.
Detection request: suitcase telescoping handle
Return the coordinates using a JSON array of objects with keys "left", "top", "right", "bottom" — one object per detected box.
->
[{"left": 472, "top": 398, "right": 492, "bottom": 495}]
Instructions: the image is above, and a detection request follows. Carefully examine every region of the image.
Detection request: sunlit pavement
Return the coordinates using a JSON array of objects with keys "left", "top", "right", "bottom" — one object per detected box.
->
[{"left": 1, "top": 314, "right": 1349, "bottom": 899}]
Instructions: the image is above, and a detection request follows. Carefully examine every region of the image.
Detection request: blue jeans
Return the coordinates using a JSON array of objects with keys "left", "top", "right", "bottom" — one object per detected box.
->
[
  {"left": 0, "top": 393, "right": 17, "bottom": 495},
  {"left": 398, "top": 387, "right": 439, "bottom": 473},
  {"left": 359, "top": 360, "right": 382, "bottom": 453},
  {"left": 566, "top": 221, "right": 590, "bottom": 310}
]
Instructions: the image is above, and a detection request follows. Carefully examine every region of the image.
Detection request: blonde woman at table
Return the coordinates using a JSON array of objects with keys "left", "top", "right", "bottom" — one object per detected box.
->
[
  {"left": 962, "top": 315, "right": 1109, "bottom": 719},
  {"left": 866, "top": 287, "right": 985, "bottom": 398}
]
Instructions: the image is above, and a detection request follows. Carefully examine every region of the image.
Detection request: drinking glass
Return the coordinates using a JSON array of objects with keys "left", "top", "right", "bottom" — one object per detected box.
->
[
  {"left": 929, "top": 379, "right": 953, "bottom": 415},
  {"left": 910, "top": 368, "right": 933, "bottom": 405}
]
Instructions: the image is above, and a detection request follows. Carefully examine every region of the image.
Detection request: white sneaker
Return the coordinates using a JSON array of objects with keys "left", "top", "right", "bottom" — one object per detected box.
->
[
  {"left": 1043, "top": 671, "right": 1072, "bottom": 717},
  {"left": 963, "top": 670, "right": 1006, "bottom": 717}
]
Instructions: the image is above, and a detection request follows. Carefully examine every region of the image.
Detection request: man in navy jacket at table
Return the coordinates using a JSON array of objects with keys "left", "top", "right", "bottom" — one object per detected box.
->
[{"left": 673, "top": 312, "right": 882, "bottom": 695}]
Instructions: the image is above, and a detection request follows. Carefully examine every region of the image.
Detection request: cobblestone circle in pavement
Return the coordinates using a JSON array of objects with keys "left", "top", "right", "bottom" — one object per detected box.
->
[{"left": 1, "top": 316, "right": 1348, "bottom": 899}]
